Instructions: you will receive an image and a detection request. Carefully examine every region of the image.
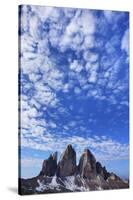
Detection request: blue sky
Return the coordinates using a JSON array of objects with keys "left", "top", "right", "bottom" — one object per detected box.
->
[{"left": 19, "top": 5, "right": 129, "bottom": 179}]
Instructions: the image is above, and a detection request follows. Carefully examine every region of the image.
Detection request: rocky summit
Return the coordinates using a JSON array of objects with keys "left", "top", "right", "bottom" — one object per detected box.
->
[
  {"left": 39, "top": 152, "right": 57, "bottom": 177},
  {"left": 78, "top": 149, "right": 96, "bottom": 179},
  {"left": 19, "top": 145, "right": 129, "bottom": 195},
  {"left": 57, "top": 144, "right": 76, "bottom": 177}
]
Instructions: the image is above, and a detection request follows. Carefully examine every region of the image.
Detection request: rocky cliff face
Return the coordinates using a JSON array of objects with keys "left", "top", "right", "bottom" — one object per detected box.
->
[
  {"left": 19, "top": 145, "right": 129, "bottom": 195},
  {"left": 78, "top": 149, "right": 96, "bottom": 179},
  {"left": 96, "top": 161, "right": 110, "bottom": 180},
  {"left": 57, "top": 144, "right": 76, "bottom": 177},
  {"left": 39, "top": 152, "right": 57, "bottom": 177}
]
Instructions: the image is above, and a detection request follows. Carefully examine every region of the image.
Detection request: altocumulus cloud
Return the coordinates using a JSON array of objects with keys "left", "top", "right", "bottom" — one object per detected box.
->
[{"left": 19, "top": 5, "right": 129, "bottom": 166}]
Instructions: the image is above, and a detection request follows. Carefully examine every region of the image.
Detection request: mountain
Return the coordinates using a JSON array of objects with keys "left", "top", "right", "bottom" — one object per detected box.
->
[{"left": 19, "top": 145, "right": 129, "bottom": 195}]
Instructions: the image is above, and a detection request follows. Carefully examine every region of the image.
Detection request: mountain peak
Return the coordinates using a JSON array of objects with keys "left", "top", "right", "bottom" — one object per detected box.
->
[
  {"left": 78, "top": 148, "right": 96, "bottom": 179},
  {"left": 39, "top": 152, "right": 57, "bottom": 177},
  {"left": 67, "top": 144, "right": 73, "bottom": 149},
  {"left": 57, "top": 144, "right": 76, "bottom": 177},
  {"left": 52, "top": 152, "right": 57, "bottom": 161}
]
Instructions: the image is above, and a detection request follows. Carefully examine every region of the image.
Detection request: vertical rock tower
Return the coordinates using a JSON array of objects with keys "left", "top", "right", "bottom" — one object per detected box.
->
[
  {"left": 57, "top": 144, "right": 76, "bottom": 177},
  {"left": 39, "top": 152, "right": 57, "bottom": 176},
  {"left": 78, "top": 149, "right": 96, "bottom": 179}
]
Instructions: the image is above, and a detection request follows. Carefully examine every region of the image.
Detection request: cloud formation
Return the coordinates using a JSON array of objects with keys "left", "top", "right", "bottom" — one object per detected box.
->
[
  {"left": 19, "top": 5, "right": 129, "bottom": 168},
  {"left": 21, "top": 133, "right": 129, "bottom": 162}
]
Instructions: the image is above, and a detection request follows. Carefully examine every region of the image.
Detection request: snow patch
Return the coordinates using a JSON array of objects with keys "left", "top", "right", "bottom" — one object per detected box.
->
[
  {"left": 63, "top": 176, "right": 89, "bottom": 192},
  {"left": 36, "top": 179, "right": 47, "bottom": 192},
  {"left": 36, "top": 176, "right": 91, "bottom": 192},
  {"left": 97, "top": 186, "right": 103, "bottom": 190},
  {"left": 64, "top": 176, "right": 76, "bottom": 191},
  {"left": 49, "top": 175, "right": 61, "bottom": 191},
  {"left": 36, "top": 176, "right": 61, "bottom": 192}
]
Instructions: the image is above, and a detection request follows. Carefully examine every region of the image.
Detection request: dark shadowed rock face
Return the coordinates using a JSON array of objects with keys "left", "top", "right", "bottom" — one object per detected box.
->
[
  {"left": 78, "top": 149, "right": 96, "bottom": 179},
  {"left": 102, "top": 166, "right": 110, "bottom": 180},
  {"left": 57, "top": 144, "right": 76, "bottom": 177},
  {"left": 96, "top": 162, "right": 103, "bottom": 175},
  {"left": 96, "top": 162, "right": 110, "bottom": 180},
  {"left": 39, "top": 152, "right": 57, "bottom": 177}
]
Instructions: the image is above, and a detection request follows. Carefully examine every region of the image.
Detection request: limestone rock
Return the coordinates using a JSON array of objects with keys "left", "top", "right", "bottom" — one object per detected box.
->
[
  {"left": 78, "top": 149, "right": 96, "bottom": 179},
  {"left": 57, "top": 144, "right": 76, "bottom": 177},
  {"left": 96, "top": 162, "right": 110, "bottom": 180},
  {"left": 39, "top": 152, "right": 57, "bottom": 177}
]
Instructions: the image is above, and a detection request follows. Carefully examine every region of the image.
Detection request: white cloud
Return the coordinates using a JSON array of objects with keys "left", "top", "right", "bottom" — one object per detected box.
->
[
  {"left": 20, "top": 5, "right": 30, "bottom": 33},
  {"left": 105, "top": 41, "right": 115, "bottom": 54},
  {"left": 77, "top": 10, "right": 96, "bottom": 35},
  {"left": 59, "top": 9, "right": 95, "bottom": 51},
  {"left": 87, "top": 89, "right": 97, "bottom": 98},
  {"left": 29, "top": 73, "right": 41, "bottom": 83},
  {"left": 74, "top": 87, "right": 81, "bottom": 94},
  {"left": 86, "top": 62, "right": 99, "bottom": 83},
  {"left": 21, "top": 158, "right": 42, "bottom": 168},
  {"left": 68, "top": 121, "right": 77, "bottom": 127},
  {"left": 83, "top": 35, "right": 94, "bottom": 49},
  {"left": 88, "top": 71, "right": 97, "bottom": 83},
  {"left": 83, "top": 51, "right": 98, "bottom": 62},
  {"left": 32, "top": 126, "right": 45, "bottom": 137},
  {"left": 29, "top": 14, "right": 41, "bottom": 40},
  {"left": 42, "top": 68, "right": 64, "bottom": 91},
  {"left": 65, "top": 13, "right": 79, "bottom": 36},
  {"left": 37, "top": 38, "right": 50, "bottom": 55},
  {"left": 63, "top": 83, "right": 69, "bottom": 93},
  {"left": 21, "top": 133, "right": 129, "bottom": 162},
  {"left": 49, "top": 121, "right": 57, "bottom": 128},
  {"left": 31, "top": 6, "right": 55, "bottom": 22},
  {"left": 21, "top": 94, "right": 48, "bottom": 136},
  {"left": 104, "top": 11, "right": 113, "bottom": 23},
  {"left": 63, "top": 8, "right": 75, "bottom": 19},
  {"left": 78, "top": 74, "right": 88, "bottom": 87},
  {"left": 70, "top": 60, "right": 83, "bottom": 73},
  {"left": 121, "top": 29, "right": 129, "bottom": 55},
  {"left": 49, "top": 28, "right": 61, "bottom": 47},
  {"left": 34, "top": 83, "right": 58, "bottom": 107}
]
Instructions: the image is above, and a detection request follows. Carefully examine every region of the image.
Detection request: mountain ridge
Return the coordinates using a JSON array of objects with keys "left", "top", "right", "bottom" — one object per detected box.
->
[{"left": 19, "top": 144, "right": 129, "bottom": 195}]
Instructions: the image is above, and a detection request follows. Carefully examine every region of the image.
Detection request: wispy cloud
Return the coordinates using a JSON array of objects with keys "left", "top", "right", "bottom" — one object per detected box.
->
[
  {"left": 21, "top": 132, "right": 129, "bottom": 162},
  {"left": 21, "top": 158, "right": 42, "bottom": 168}
]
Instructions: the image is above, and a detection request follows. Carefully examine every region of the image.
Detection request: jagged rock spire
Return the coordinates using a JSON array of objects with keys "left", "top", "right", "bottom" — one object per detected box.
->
[
  {"left": 96, "top": 161, "right": 110, "bottom": 180},
  {"left": 78, "top": 148, "right": 96, "bottom": 179},
  {"left": 39, "top": 152, "right": 57, "bottom": 177},
  {"left": 57, "top": 144, "right": 76, "bottom": 177},
  {"left": 52, "top": 152, "right": 57, "bottom": 161},
  {"left": 96, "top": 162, "right": 104, "bottom": 176}
]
